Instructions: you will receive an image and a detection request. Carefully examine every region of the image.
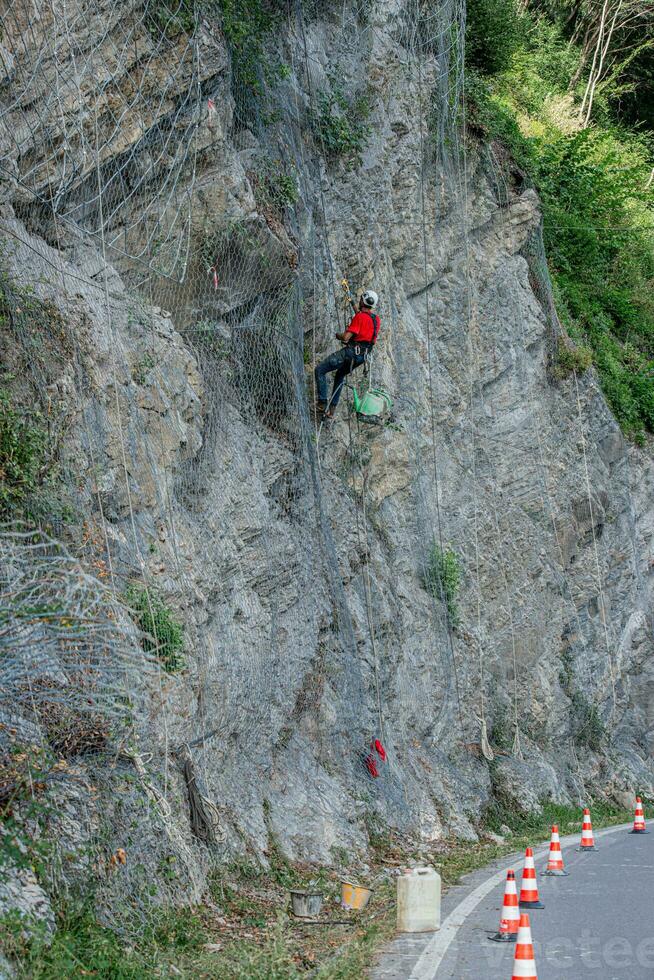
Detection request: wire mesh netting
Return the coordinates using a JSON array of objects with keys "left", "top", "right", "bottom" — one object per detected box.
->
[
  {"left": 0, "top": 527, "right": 154, "bottom": 760},
  {"left": 0, "top": 0, "right": 475, "bottom": 828},
  {"left": 0, "top": 0, "right": 633, "bottom": 860},
  {"left": 0, "top": 0, "right": 201, "bottom": 278}
]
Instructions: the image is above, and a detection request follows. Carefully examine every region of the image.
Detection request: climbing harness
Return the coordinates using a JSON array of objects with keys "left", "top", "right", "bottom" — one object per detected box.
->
[{"left": 342, "top": 292, "right": 390, "bottom": 421}]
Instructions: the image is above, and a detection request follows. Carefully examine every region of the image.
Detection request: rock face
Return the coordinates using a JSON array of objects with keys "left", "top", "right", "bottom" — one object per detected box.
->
[{"left": 0, "top": 0, "right": 652, "bottom": 928}]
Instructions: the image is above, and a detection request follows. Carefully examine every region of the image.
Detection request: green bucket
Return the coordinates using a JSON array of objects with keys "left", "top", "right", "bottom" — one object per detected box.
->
[{"left": 353, "top": 387, "right": 393, "bottom": 417}]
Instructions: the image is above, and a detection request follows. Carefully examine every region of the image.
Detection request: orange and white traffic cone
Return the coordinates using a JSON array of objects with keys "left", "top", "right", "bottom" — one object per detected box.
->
[
  {"left": 490, "top": 869, "right": 520, "bottom": 943},
  {"left": 578, "top": 808, "right": 596, "bottom": 850},
  {"left": 519, "top": 847, "right": 544, "bottom": 908},
  {"left": 543, "top": 824, "right": 569, "bottom": 876},
  {"left": 511, "top": 912, "right": 538, "bottom": 980},
  {"left": 630, "top": 797, "right": 648, "bottom": 834}
]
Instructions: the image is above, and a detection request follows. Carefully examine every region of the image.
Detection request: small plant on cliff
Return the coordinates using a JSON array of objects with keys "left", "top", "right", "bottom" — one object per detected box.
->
[
  {"left": 423, "top": 542, "right": 461, "bottom": 627},
  {"left": 490, "top": 710, "right": 513, "bottom": 752},
  {"left": 132, "top": 352, "right": 156, "bottom": 386},
  {"left": 557, "top": 650, "right": 605, "bottom": 750},
  {"left": 252, "top": 159, "right": 299, "bottom": 216},
  {"left": 312, "top": 74, "right": 370, "bottom": 162},
  {"left": 217, "top": 0, "right": 287, "bottom": 97},
  {"left": 146, "top": 0, "right": 195, "bottom": 39},
  {"left": 551, "top": 337, "right": 593, "bottom": 380},
  {"left": 571, "top": 692, "right": 605, "bottom": 751},
  {"left": 0, "top": 388, "right": 47, "bottom": 517},
  {"left": 124, "top": 585, "right": 185, "bottom": 673},
  {"left": 199, "top": 218, "right": 265, "bottom": 272}
]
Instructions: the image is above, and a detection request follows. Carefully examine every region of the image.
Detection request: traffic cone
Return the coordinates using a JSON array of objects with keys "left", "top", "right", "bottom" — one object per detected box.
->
[
  {"left": 511, "top": 912, "right": 538, "bottom": 980},
  {"left": 542, "top": 824, "right": 568, "bottom": 876},
  {"left": 519, "top": 847, "right": 544, "bottom": 908},
  {"left": 578, "top": 808, "right": 595, "bottom": 850},
  {"left": 489, "top": 869, "right": 519, "bottom": 943},
  {"left": 630, "top": 797, "right": 648, "bottom": 834}
]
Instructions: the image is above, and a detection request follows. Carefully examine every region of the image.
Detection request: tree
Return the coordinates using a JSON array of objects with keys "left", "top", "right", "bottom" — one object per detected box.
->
[{"left": 525, "top": 0, "right": 654, "bottom": 126}]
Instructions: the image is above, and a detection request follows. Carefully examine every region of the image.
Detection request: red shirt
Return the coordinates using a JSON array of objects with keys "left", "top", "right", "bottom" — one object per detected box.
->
[{"left": 348, "top": 310, "right": 379, "bottom": 344}]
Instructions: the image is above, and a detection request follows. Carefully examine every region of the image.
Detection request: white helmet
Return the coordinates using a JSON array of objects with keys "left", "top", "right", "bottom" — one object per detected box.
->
[{"left": 361, "top": 289, "right": 378, "bottom": 309}]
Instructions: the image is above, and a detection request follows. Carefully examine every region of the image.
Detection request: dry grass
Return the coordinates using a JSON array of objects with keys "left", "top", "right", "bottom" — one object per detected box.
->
[{"left": 9, "top": 801, "right": 651, "bottom": 978}]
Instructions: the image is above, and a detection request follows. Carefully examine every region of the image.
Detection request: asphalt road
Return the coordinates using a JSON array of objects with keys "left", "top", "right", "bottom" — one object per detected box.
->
[{"left": 373, "top": 821, "right": 654, "bottom": 980}]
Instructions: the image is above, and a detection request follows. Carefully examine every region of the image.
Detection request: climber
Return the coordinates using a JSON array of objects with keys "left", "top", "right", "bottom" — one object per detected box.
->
[{"left": 314, "top": 289, "right": 380, "bottom": 420}]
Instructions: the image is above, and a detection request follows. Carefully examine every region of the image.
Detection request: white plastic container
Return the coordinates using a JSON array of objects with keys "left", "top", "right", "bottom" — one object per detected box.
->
[{"left": 396, "top": 866, "right": 441, "bottom": 933}]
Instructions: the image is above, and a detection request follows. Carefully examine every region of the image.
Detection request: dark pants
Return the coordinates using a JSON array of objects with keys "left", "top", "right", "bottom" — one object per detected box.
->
[{"left": 314, "top": 347, "right": 366, "bottom": 412}]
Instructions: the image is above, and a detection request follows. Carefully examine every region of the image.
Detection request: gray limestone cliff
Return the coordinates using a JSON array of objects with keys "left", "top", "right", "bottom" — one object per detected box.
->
[{"left": 0, "top": 0, "right": 652, "bottom": 934}]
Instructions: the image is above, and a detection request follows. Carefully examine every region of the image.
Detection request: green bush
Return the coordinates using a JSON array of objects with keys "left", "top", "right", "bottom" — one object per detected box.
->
[
  {"left": 465, "top": 0, "right": 524, "bottom": 75},
  {"left": 124, "top": 586, "right": 185, "bottom": 673},
  {"left": 551, "top": 338, "right": 593, "bottom": 380},
  {"left": 253, "top": 161, "right": 298, "bottom": 215},
  {"left": 6, "top": 901, "right": 213, "bottom": 978},
  {"left": 146, "top": 0, "right": 194, "bottom": 39},
  {"left": 217, "top": 0, "right": 286, "bottom": 97},
  {"left": 465, "top": 15, "right": 654, "bottom": 442},
  {"left": 0, "top": 389, "right": 47, "bottom": 516},
  {"left": 484, "top": 794, "right": 629, "bottom": 837},
  {"left": 571, "top": 692, "right": 605, "bottom": 751},
  {"left": 131, "top": 353, "right": 155, "bottom": 386},
  {"left": 312, "top": 77, "right": 370, "bottom": 161},
  {"left": 556, "top": 650, "right": 605, "bottom": 750},
  {"left": 524, "top": 18, "right": 580, "bottom": 93},
  {"left": 490, "top": 712, "right": 514, "bottom": 751},
  {"left": 199, "top": 218, "right": 264, "bottom": 272},
  {"left": 423, "top": 543, "right": 461, "bottom": 627}
]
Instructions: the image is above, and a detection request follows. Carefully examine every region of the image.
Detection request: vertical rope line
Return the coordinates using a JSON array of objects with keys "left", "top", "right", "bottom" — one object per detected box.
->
[
  {"left": 458, "top": 70, "right": 486, "bottom": 736},
  {"left": 483, "top": 144, "right": 601, "bottom": 753},
  {"left": 296, "top": 0, "right": 386, "bottom": 744},
  {"left": 354, "top": 412, "right": 385, "bottom": 742},
  {"left": 416, "top": 45, "right": 465, "bottom": 740},
  {"left": 297, "top": 0, "right": 344, "bottom": 333},
  {"left": 573, "top": 369, "right": 617, "bottom": 718},
  {"left": 93, "top": 110, "right": 171, "bottom": 795},
  {"left": 286, "top": 19, "right": 319, "bottom": 455},
  {"left": 455, "top": 41, "right": 522, "bottom": 755},
  {"left": 45, "top": 157, "right": 117, "bottom": 593},
  {"left": 143, "top": 270, "right": 185, "bottom": 585}
]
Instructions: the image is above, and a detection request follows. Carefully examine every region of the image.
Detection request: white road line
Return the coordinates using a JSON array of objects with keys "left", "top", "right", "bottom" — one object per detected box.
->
[{"left": 408, "top": 819, "right": 651, "bottom": 980}]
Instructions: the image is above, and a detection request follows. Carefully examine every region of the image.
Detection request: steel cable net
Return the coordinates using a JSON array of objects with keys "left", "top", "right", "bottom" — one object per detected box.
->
[
  {"left": 0, "top": 0, "right": 200, "bottom": 279},
  {"left": 0, "top": 0, "right": 473, "bottom": 838},
  {"left": 0, "top": 528, "right": 153, "bottom": 760}
]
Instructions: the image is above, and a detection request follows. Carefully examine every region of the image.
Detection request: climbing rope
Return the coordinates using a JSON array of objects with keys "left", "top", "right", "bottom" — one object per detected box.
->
[
  {"left": 416, "top": 51, "right": 466, "bottom": 743},
  {"left": 573, "top": 369, "right": 618, "bottom": 720},
  {"left": 296, "top": 1, "right": 346, "bottom": 338},
  {"left": 177, "top": 743, "right": 225, "bottom": 844},
  {"left": 296, "top": 0, "right": 388, "bottom": 758},
  {"left": 453, "top": 37, "right": 527, "bottom": 758},
  {"left": 457, "top": 70, "right": 492, "bottom": 756},
  {"left": 93, "top": 107, "right": 175, "bottom": 793},
  {"left": 43, "top": 157, "right": 117, "bottom": 594},
  {"left": 484, "top": 142, "right": 605, "bottom": 751},
  {"left": 354, "top": 410, "right": 386, "bottom": 744}
]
